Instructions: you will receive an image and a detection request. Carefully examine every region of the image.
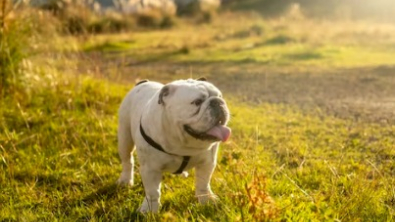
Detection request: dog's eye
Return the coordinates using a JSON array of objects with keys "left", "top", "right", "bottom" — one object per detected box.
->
[{"left": 191, "top": 99, "right": 203, "bottom": 106}]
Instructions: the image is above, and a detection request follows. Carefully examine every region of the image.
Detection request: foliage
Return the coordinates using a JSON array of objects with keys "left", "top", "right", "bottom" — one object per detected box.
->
[
  {"left": 38, "top": 0, "right": 176, "bottom": 33},
  {"left": 88, "top": 12, "right": 136, "bottom": 33},
  {"left": 0, "top": 0, "right": 32, "bottom": 98},
  {"left": 135, "top": 11, "right": 176, "bottom": 29}
]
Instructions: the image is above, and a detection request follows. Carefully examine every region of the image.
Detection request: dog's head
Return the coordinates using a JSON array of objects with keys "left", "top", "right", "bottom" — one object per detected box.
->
[{"left": 158, "top": 78, "right": 231, "bottom": 143}]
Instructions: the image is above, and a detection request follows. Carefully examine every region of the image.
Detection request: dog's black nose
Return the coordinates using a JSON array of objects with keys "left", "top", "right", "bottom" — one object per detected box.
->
[{"left": 210, "top": 98, "right": 225, "bottom": 107}]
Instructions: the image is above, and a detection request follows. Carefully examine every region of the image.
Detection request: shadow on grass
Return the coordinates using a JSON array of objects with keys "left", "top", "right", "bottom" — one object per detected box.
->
[
  {"left": 84, "top": 184, "right": 147, "bottom": 221},
  {"left": 80, "top": 184, "right": 121, "bottom": 204},
  {"left": 62, "top": 182, "right": 145, "bottom": 220},
  {"left": 12, "top": 171, "right": 83, "bottom": 190}
]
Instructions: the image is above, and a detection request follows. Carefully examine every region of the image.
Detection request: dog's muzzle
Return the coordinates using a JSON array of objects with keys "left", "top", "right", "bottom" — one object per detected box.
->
[{"left": 209, "top": 98, "right": 228, "bottom": 125}]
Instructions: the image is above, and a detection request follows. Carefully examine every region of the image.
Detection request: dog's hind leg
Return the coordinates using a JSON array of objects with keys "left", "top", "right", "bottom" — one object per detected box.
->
[{"left": 117, "top": 121, "right": 135, "bottom": 186}]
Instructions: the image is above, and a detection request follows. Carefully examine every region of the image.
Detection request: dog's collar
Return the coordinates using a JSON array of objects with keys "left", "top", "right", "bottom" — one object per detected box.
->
[{"left": 139, "top": 122, "right": 190, "bottom": 175}]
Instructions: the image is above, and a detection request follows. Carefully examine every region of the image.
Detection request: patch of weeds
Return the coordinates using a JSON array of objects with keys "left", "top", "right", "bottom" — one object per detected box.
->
[
  {"left": 88, "top": 15, "right": 136, "bottom": 33},
  {"left": 384, "top": 194, "right": 395, "bottom": 208},
  {"left": 39, "top": 0, "right": 96, "bottom": 34},
  {"left": 177, "top": 0, "right": 218, "bottom": 17},
  {"left": 160, "top": 15, "right": 177, "bottom": 28},
  {"left": 199, "top": 11, "right": 215, "bottom": 24},
  {"left": 0, "top": 1, "right": 33, "bottom": 98},
  {"left": 136, "top": 12, "right": 176, "bottom": 29},
  {"left": 244, "top": 172, "right": 278, "bottom": 220},
  {"left": 136, "top": 12, "right": 162, "bottom": 27},
  {"left": 39, "top": 0, "right": 138, "bottom": 33}
]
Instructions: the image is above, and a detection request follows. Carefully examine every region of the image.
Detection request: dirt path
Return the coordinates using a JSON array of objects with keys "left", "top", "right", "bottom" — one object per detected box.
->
[{"left": 74, "top": 53, "right": 395, "bottom": 124}]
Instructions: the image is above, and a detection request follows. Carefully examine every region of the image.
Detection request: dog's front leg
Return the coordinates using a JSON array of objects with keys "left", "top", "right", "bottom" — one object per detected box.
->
[
  {"left": 195, "top": 162, "right": 218, "bottom": 204},
  {"left": 139, "top": 167, "right": 162, "bottom": 213}
]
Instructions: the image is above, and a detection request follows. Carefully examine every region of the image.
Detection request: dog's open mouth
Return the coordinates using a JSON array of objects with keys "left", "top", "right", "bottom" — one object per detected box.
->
[{"left": 184, "top": 122, "right": 231, "bottom": 142}]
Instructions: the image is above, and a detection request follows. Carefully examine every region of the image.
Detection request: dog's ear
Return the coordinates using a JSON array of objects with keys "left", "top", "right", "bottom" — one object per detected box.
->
[
  {"left": 158, "top": 85, "right": 171, "bottom": 105},
  {"left": 135, "top": 79, "right": 149, "bottom": 86},
  {"left": 196, "top": 77, "right": 207, "bottom": 81}
]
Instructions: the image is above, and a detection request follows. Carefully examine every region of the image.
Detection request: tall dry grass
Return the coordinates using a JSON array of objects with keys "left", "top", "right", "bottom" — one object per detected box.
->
[{"left": 0, "top": 0, "right": 31, "bottom": 97}]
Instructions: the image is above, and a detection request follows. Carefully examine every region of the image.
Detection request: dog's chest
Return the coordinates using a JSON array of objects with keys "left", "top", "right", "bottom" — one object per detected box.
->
[
  {"left": 138, "top": 146, "right": 212, "bottom": 174},
  {"left": 162, "top": 154, "right": 207, "bottom": 173}
]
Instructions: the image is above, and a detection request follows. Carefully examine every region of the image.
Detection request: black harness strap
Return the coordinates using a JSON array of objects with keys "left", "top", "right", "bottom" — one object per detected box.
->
[
  {"left": 139, "top": 123, "right": 191, "bottom": 175},
  {"left": 174, "top": 156, "right": 191, "bottom": 174}
]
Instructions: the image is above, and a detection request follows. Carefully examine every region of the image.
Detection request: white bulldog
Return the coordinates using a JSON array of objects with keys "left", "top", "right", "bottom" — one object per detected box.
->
[{"left": 117, "top": 78, "right": 231, "bottom": 213}]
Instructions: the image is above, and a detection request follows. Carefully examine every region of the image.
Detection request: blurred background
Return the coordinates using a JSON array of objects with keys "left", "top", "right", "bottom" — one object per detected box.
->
[{"left": 3, "top": 0, "right": 394, "bottom": 121}]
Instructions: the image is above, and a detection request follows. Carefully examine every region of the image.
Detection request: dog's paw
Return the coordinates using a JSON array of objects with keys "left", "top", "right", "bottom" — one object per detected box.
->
[
  {"left": 197, "top": 193, "right": 218, "bottom": 204},
  {"left": 139, "top": 199, "right": 160, "bottom": 213},
  {"left": 117, "top": 175, "right": 134, "bottom": 186},
  {"left": 180, "top": 171, "right": 189, "bottom": 178}
]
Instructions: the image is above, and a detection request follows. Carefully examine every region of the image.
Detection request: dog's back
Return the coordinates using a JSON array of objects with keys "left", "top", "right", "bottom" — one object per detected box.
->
[{"left": 118, "top": 81, "right": 163, "bottom": 138}]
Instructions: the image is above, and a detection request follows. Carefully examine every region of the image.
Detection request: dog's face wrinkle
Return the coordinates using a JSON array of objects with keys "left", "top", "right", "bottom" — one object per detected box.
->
[
  {"left": 190, "top": 96, "right": 206, "bottom": 117},
  {"left": 191, "top": 105, "right": 202, "bottom": 117}
]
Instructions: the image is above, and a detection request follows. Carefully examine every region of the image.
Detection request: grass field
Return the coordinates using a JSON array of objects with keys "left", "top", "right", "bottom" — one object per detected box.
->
[{"left": 1, "top": 6, "right": 395, "bottom": 222}]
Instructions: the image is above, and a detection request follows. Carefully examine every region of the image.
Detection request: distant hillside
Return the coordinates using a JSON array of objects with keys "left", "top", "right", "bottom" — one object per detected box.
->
[
  {"left": 94, "top": 0, "right": 115, "bottom": 7},
  {"left": 30, "top": 0, "right": 226, "bottom": 8},
  {"left": 30, "top": 0, "right": 117, "bottom": 8}
]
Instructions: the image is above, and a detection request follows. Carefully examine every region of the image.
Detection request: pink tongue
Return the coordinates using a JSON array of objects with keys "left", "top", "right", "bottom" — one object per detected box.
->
[{"left": 206, "top": 125, "right": 231, "bottom": 142}]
